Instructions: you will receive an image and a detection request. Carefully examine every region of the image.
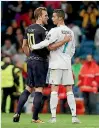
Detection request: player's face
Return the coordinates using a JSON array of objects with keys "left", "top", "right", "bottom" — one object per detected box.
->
[
  {"left": 41, "top": 10, "right": 49, "bottom": 25},
  {"left": 52, "top": 13, "right": 59, "bottom": 25}
]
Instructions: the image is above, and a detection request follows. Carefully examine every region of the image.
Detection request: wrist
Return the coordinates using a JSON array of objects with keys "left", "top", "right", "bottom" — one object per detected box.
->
[
  {"left": 31, "top": 45, "right": 34, "bottom": 50},
  {"left": 63, "top": 40, "right": 66, "bottom": 43}
]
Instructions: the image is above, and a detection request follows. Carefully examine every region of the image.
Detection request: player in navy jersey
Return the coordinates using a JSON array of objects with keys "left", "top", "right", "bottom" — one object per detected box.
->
[{"left": 13, "top": 7, "right": 71, "bottom": 123}]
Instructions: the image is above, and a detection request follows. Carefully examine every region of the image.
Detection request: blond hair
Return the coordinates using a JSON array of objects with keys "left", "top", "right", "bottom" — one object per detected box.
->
[{"left": 34, "top": 7, "right": 47, "bottom": 20}]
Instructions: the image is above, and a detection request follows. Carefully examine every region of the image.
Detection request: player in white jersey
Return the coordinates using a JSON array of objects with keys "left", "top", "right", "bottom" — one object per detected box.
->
[{"left": 31, "top": 9, "right": 80, "bottom": 124}]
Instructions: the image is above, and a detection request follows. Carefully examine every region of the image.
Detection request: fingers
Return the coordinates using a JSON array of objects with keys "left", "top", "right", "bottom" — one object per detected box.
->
[
  {"left": 67, "top": 34, "right": 72, "bottom": 41},
  {"left": 30, "top": 45, "right": 34, "bottom": 51},
  {"left": 64, "top": 34, "right": 72, "bottom": 41},
  {"left": 29, "top": 47, "right": 32, "bottom": 51},
  {"left": 47, "top": 45, "right": 52, "bottom": 50}
]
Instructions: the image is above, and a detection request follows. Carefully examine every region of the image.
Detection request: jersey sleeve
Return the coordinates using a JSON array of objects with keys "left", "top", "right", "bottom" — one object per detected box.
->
[
  {"left": 45, "top": 28, "right": 58, "bottom": 43},
  {"left": 32, "top": 28, "right": 58, "bottom": 50}
]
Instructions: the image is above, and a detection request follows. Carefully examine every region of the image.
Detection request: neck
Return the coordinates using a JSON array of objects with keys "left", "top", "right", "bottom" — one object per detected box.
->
[
  {"left": 57, "top": 21, "right": 65, "bottom": 27},
  {"left": 36, "top": 20, "right": 43, "bottom": 26}
]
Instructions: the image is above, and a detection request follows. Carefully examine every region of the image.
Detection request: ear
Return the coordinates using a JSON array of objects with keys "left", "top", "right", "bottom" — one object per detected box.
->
[{"left": 38, "top": 16, "right": 42, "bottom": 20}]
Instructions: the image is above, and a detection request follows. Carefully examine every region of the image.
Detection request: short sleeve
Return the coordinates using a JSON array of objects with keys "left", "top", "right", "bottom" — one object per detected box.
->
[{"left": 45, "top": 28, "right": 58, "bottom": 44}]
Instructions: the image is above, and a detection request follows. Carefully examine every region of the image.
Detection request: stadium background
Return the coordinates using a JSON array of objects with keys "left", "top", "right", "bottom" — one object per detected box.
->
[{"left": 1, "top": 1, "right": 99, "bottom": 127}]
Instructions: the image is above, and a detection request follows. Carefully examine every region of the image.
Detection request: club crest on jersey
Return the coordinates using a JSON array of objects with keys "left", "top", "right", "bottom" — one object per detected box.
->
[
  {"left": 45, "top": 31, "right": 48, "bottom": 36},
  {"left": 45, "top": 34, "right": 51, "bottom": 40}
]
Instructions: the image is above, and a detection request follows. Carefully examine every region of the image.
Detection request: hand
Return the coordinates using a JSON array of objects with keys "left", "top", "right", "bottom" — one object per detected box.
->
[
  {"left": 30, "top": 47, "right": 33, "bottom": 51},
  {"left": 47, "top": 45, "right": 53, "bottom": 50},
  {"left": 47, "top": 43, "right": 55, "bottom": 50},
  {"left": 63, "top": 34, "right": 72, "bottom": 42},
  {"left": 30, "top": 45, "right": 34, "bottom": 51}
]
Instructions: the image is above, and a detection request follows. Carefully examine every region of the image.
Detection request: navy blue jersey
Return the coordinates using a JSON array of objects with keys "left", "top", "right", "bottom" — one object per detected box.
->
[{"left": 24, "top": 24, "right": 49, "bottom": 59}]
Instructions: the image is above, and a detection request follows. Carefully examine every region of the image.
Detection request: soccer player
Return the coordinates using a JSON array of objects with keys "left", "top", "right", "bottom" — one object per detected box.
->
[
  {"left": 13, "top": 7, "right": 71, "bottom": 123},
  {"left": 31, "top": 9, "right": 81, "bottom": 124}
]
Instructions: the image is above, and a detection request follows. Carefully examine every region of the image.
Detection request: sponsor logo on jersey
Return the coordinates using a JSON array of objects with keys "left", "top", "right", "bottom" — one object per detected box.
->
[
  {"left": 45, "top": 34, "right": 51, "bottom": 40},
  {"left": 28, "top": 29, "right": 35, "bottom": 32}
]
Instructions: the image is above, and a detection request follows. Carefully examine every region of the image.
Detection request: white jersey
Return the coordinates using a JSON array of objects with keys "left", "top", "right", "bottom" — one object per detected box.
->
[{"left": 32, "top": 25, "right": 75, "bottom": 69}]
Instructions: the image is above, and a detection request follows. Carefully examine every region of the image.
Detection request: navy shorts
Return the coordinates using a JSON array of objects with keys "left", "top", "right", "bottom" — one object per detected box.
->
[{"left": 26, "top": 58, "right": 48, "bottom": 88}]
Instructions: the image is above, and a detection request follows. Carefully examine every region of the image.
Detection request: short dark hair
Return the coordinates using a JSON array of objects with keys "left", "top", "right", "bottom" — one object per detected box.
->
[
  {"left": 34, "top": 7, "right": 47, "bottom": 20},
  {"left": 53, "top": 9, "right": 65, "bottom": 20}
]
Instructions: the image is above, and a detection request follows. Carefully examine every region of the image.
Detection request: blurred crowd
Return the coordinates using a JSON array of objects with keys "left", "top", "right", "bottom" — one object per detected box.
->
[{"left": 1, "top": 1, "right": 99, "bottom": 114}]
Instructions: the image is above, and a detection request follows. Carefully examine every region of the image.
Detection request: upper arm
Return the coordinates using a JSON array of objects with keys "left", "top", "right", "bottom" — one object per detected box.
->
[
  {"left": 14, "top": 68, "right": 20, "bottom": 75},
  {"left": 45, "top": 28, "right": 58, "bottom": 44}
]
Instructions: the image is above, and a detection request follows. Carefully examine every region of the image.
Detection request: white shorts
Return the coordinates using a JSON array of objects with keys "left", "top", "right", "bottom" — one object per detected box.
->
[{"left": 47, "top": 69, "right": 74, "bottom": 85}]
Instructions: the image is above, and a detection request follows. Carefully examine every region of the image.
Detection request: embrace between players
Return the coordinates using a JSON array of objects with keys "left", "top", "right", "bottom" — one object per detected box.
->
[{"left": 13, "top": 7, "right": 80, "bottom": 124}]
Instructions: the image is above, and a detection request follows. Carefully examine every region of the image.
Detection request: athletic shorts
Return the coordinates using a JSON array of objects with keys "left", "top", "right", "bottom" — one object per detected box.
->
[
  {"left": 26, "top": 58, "right": 48, "bottom": 88},
  {"left": 48, "top": 69, "right": 74, "bottom": 85}
]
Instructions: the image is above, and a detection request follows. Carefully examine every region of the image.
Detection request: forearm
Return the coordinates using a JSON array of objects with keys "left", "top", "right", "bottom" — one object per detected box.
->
[
  {"left": 48, "top": 36, "right": 71, "bottom": 51},
  {"left": 32, "top": 40, "right": 50, "bottom": 50},
  {"left": 48, "top": 40, "right": 66, "bottom": 50},
  {"left": 22, "top": 39, "right": 30, "bottom": 56},
  {"left": 22, "top": 45, "right": 30, "bottom": 56}
]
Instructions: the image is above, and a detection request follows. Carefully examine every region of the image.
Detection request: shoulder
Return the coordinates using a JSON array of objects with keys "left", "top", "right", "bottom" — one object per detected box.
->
[
  {"left": 13, "top": 66, "right": 20, "bottom": 73},
  {"left": 26, "top": 24, "right": 43, "bottom": 32},
  {"left": 1, "top": 61, "right": 5, "bottom": 66},
  {"left": 67, "top": 27, "right": 74, "bottom": 36},
  {"left": 66, "top": 26, "right": 73, "bottom": 33},
  {"left": 39, "top": 25, "right": 47, "bottom": 31},
  {"left": 61, "top": 26, "right": 74, "bottom": 36},
  {"left": 8, "top": 64, "right": 15, "bottom": 69},
  {"left": 26, "top": 24, "right": 37, "bottom": 32},
  {"left": 49, "top": 27, "right": 58, "bottom": 33},
  {"left": 28, "top": 24, "right": 37, "bottom": 28},
  {"left": 66, "top": 27, "right": 75, "bottom": 40}
]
